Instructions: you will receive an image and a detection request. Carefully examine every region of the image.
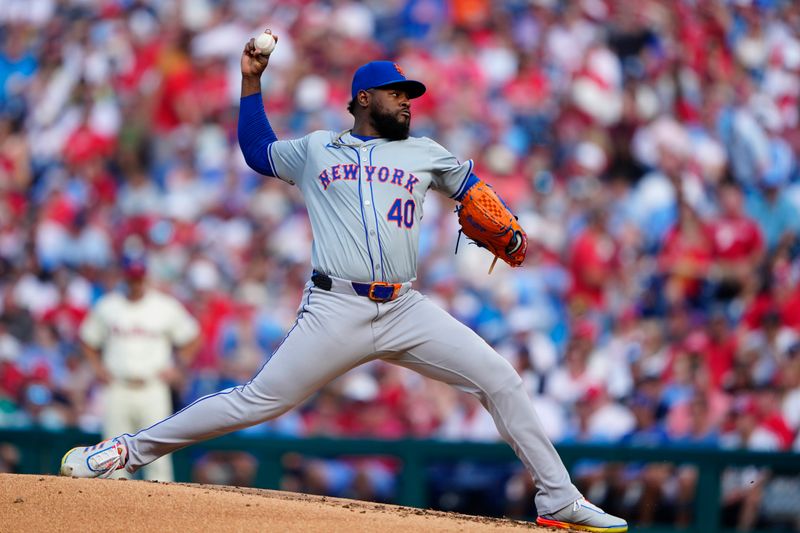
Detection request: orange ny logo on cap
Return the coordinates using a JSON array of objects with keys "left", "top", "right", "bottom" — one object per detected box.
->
[{"left": 393, "top": 63, "right": 405, "bottom": 76}]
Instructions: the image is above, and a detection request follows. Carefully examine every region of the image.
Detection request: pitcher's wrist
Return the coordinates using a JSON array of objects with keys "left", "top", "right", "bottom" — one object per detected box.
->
[{"left": 241, "top": 75, "right": 262, "bottom": 97}]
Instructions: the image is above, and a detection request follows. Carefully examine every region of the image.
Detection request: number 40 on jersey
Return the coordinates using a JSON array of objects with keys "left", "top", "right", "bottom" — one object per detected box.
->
[{"left": 387, "top": 198, "right": 415, "bottom": 228}]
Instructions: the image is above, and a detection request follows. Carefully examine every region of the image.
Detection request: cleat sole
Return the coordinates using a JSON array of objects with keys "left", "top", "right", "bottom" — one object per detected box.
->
[{"left": 536, "top": 517, "right": 628, "bottom": 532}]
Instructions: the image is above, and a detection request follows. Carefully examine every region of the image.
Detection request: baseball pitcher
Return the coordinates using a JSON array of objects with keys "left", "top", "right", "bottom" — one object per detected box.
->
[{"left": 62, "top": 30, "right": 627, "bottom": 532}]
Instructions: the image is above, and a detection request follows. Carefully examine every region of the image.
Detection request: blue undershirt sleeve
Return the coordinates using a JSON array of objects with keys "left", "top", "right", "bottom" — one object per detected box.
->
[
  {"left": 238, "top": 93, "right": 278, "bottom": 176},
  {"left": 454, "top": 173, "right": 480, "bottom": 202}
]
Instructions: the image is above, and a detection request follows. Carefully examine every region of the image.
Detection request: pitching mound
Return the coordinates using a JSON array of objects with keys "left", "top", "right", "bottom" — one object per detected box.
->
[{"left": 0, "top": 474, "right": 551, "bottom": 532}]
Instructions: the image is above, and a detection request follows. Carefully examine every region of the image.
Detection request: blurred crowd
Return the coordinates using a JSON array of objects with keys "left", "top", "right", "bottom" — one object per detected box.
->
[{"left": 1, "top": 0, "right": 800, "bottom": 528}]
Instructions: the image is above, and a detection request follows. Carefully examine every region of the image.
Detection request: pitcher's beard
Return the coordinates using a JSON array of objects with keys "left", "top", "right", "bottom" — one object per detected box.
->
[{"left": 371, "top": 109, "right": 410, "bottom": 140}]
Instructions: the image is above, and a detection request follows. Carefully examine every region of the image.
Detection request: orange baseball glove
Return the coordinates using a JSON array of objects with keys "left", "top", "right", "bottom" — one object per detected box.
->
[{"left": 456, "top": 181, "right": 527, "bottom": 270}]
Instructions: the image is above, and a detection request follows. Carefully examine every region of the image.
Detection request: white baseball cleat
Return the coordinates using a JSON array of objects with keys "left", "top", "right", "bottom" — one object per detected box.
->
[
  {"left": 60, "top": 439, "right": 128, "bottom": 478},
  {"left": 536, "top": 497, "right": 628, "bottom": 532}
]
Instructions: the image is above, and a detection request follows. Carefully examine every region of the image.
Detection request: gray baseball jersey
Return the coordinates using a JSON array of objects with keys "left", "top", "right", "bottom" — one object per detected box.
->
[
  {"left": 117, "top": 129, "right": 581, "bottom": 515},
  {"left": 268, "top": 131, "right": 473, "bottom": 282}
]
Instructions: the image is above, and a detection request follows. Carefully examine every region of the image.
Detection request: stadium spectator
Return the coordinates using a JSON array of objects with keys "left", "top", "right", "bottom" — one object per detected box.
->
[{"left": 711, "top": 180, "right": 765, "bottom": 303}]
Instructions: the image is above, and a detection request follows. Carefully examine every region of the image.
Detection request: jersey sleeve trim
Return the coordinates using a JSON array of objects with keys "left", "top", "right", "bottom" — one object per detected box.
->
[
  {"left": 454, "top": 172, "right": 480, "bottom": 202},
  {"left": 449, "top": 159, "right": 474, "bottom": 199}
]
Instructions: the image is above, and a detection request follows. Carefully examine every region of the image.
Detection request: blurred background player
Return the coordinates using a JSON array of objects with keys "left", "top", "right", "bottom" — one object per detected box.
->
[{"left": 78, "top": 253, "right": 201, "bottom": 481}]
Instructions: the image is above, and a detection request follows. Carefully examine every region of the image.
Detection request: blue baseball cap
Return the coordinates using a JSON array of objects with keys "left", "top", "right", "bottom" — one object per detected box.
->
[{"left": 351, "top": 61, "right": 426, "bottom": 100}]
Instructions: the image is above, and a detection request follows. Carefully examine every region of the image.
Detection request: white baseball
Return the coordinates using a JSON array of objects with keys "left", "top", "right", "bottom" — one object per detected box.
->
[{"left": 254, "top": 32, "right": 276, "bottom": 56}]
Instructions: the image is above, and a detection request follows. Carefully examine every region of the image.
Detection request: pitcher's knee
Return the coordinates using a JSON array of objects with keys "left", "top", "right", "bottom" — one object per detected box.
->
[
  {"left": 474, "top": 356, "right": 524, "bottom": 395},
  {"left": 240, "top": 383, "right": 303, "bottom": 422},
  {"left": 487, "top": 372, "right": 525, "bottom": 397}
]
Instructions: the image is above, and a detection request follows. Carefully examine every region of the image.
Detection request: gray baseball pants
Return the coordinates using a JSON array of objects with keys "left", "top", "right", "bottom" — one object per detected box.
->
[{"left": 120, "top": 277, "right": 581, "bottom": 514}]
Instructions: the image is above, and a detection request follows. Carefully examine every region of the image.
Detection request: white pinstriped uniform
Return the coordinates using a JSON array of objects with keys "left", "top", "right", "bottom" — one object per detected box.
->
[{"left": 81, "top": 289, "right": 199, "bottom": 481}]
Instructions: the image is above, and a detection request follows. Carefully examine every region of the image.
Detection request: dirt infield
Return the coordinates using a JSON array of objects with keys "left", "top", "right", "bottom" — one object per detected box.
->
[{"left": 0, "top": 474, "right": 553, "bottom": 532}]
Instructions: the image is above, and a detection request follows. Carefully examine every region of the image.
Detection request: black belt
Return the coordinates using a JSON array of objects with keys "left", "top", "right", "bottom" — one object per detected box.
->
[{"left": 311, "top": 271, "right": 406, "bottom": 302}]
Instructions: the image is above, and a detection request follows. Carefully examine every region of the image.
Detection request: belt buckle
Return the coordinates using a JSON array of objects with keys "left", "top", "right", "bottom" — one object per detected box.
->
[{"left": 368, "top": 282, "right": 399, "bottom": 302}]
